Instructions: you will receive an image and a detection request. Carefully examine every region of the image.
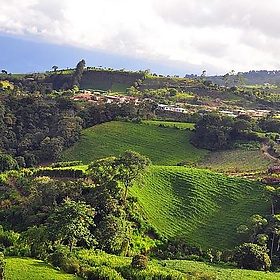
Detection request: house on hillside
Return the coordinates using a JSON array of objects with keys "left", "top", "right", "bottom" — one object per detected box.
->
[
  {"left": 158, "top": 104, "right": 188, "bottom": 113},
  {"left": 71, "top": 93, "right": 95, "bottom": 101}
]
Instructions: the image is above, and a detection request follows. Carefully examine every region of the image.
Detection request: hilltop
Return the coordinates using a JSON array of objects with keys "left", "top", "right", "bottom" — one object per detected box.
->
[{"left": 2, "top": 64, "right": 280, "bottom": 112}]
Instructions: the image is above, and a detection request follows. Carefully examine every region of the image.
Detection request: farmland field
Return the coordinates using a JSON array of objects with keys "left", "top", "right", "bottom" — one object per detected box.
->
[
  {"left": 5, "top": 257, "right": 82, "bottom": 280},
  {"left": 131, "top": 166, "right": 269, "bottom": 249},
  {"left": 159, "top": 259, "right": 280, "bottom": 280},
  {"left": 62, "top": 121, "right": 208, "bottom": 165},
  {"left": 197, "top": 148, "right": 273, "bottom": 172}
]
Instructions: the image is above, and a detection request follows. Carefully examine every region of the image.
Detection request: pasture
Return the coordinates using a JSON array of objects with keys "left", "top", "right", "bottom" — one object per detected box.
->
[
  {"left": 197, "top": 148, "right": 273, "bottom": 173},
  {"left": 131, "top": 166, "right": 269, "bottom": 249},
  {"left": 62, "top": 121, "right": 207, "bottom": 165},
  {"left": 5, "top": 257, "right": 82, "bottom": 280}
]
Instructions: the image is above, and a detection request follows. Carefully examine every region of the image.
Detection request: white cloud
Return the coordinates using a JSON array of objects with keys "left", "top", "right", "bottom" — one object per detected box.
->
[{"left": 1, "top": 0, "right": 280, "bottom": 74}]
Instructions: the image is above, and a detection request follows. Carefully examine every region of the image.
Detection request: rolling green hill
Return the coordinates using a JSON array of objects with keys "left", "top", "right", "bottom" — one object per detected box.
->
[
  {"left": 62, "top": 121, "right": 208, "bottom": 165},
  {"left": 130, "top": 166, "right": 269, "bottom": 250},
  {"left": 5, "top": 257, "right": 82, "bottom": 280},
  {"left": 197, "top": 148, "right": 273, "bottom": 173}
]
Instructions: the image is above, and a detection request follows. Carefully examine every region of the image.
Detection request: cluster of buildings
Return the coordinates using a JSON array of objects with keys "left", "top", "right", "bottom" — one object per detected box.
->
[
  {"left": 72, "top": 91, "right": 275, "bottom": 119},
  {"left": 157, "top": 103, "right": 272, "bottom": 119},
  {"left": 71, "top": 91, "right": 139, "bottom": 104}
]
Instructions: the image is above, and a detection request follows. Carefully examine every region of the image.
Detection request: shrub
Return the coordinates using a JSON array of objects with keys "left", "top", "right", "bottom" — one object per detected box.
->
[
  {"left": 234, "top": 243, "right": 271, "bottom": 271},
  {"left": 86, "top": 265, "right": 123, "bottom": 280},
  {"left": 0, "top": 252, "right": 5, "bottom": 280},
  {"left": 131, "top": 254, "right": 148, "bottom": 270},
  {"left": 48, "top": 246, "right": 80, "bottom": 274},
  {"left": 51, "top": 161, "right": 83, "bottom": 168}
]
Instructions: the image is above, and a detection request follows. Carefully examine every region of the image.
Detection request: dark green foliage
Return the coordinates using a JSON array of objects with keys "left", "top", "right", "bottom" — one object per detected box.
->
[
  {"left": 20, "top": 226, "right": 50, "bottom": 259},
  {"left": 234, "top": 243, "right": 271, "bottom": 271},
  {"left": 0, "top": 252, "right": 5, "bottom": 280},
  {"left": 48, "top": 246, "right": 81, "bottom": 274},
  {"left": 131, "top": 254, "right": 148, "bottom": 270},
  {"left": 72, "top": 59, "right": 85, "bottom": 88},
  {"left": 0, "top": 89, "right": 138, "bottom": 166},
  {"left": 154, "top": 237, "right": 203, "bottom": 260},
  {"left": 33, "top": 167, "right": 84, "bottom": 178},
  {"left": 47, "top": 198, "right": 96, "bottom": 251},
  {"left": 94, "top": 215, "right": 131, "bottom": 254},
  {"left": 0, "top": 153, "right": 18, "bottom": 172},
  {"left": 87, "top": 151, "right": 151, "bottom": 203},
  {"left": 51, "top": 161, "right": 83, "bottom": 168},
  {"left": 85, "top": 265, "right": 123, "bottom": 280},
  {"left": 191, "top": 113, "right": 259, "bottom": 151},
  {"left": 39, "top": 136, "right": 64, "bottom": 161}
]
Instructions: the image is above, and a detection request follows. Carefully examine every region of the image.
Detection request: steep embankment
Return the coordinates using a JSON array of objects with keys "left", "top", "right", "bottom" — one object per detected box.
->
[
  {"left": 131, "top": 166, "right": 269, "bottom": 250},
  {"left": 62, "top": 121, "right": 208, "bottom": 165}
]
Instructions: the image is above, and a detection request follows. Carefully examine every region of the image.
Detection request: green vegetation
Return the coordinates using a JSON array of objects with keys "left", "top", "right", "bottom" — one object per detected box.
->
[
  {"left": 142, "top": 120, "right": 195, "bottom": 129},
  {"left": 198, "top": 148, "right": 273, "bottom": 172},
  {"left": 5, "top": 257, "right": 82, "bottom": 280},
  {"left": 159, "top": 259, "right": 280, "bottom": 280},
  {"left": 3, "top": 62, "right": 280, "bottom": 278},
  {"left": 131, "top": 166, "right": 269, "bottom": 249},
  {"left": 62, "top": 121, "right": 207, "bottom": 165}
]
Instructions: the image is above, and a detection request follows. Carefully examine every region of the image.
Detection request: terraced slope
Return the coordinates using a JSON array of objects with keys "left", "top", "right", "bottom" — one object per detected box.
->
[
  {"left": 62, "top": 121, "right": 208, "bottom": 165},
  {"left": 131, "top": 166, "right": 269, "bottom": 249}
]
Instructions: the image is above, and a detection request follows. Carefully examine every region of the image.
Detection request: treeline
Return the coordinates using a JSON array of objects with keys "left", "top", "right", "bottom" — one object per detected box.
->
[{"left": 191, "top": 113, "right": 280, "bottom": 151}]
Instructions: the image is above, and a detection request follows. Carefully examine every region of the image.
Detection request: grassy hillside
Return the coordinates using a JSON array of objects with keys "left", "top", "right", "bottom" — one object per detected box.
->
[
  {"left": 131, "top": 166, "right": 269, "bottom": 250},
  {"left": 160, "top": 259, "right": 280, "bottom": 280},
  {"left": 62, "top": 121, "right": 208, "bottom": 165},
  {"left": 75, "top": 249, "right": 280, "bottom": 280},
  {"left": 197, "top": 148, "right": 273, "bottom": 173},
  {"left": 5, "top": 257, "right": 81, "bottom": 280}
]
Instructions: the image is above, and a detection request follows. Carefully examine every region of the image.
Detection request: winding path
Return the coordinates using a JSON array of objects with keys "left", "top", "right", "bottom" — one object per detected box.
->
[{"left": 262, "top": 144, "right": 279, "bottom": 163}]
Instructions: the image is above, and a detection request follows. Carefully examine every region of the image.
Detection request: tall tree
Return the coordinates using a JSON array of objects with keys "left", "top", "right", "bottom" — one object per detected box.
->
[
  {"left": 47, "top": 198, "right": 96, "bottom": 251},
  {"left": 116, "top": 150, "right": 151, "bottom": 203},
  {"left": 72, "top": 59, "right": 86, "bottom": 89}
]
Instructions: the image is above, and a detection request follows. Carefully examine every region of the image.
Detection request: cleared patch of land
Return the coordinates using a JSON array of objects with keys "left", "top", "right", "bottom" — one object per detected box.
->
[
  {"left": 197, "top": 148, "right": 273, "bottom": 173},
  {"left": 5, "top": 257, "right": 81, "bottom": 280},
  {"left": 131, "top": 166, "right": 269, "bottom": 250},
  {"left": 62, "top": 121, "right": 207, "bottom": 165}
]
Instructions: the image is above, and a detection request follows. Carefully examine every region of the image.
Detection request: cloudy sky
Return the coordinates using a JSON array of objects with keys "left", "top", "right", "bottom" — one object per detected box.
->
[{"left": 0, "top": 0, "right": 280, "bottom": 76}]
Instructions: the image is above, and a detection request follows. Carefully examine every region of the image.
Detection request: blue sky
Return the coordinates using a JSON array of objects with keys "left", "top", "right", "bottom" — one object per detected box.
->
[
  {"left": 0, "top": 34, "right": 190, "bottom": 76},
  {"left": 1, "top": 0, "right": 280, "bottom": 76}
]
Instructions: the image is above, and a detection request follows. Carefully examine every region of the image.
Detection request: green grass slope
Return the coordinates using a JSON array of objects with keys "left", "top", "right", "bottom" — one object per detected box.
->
[
  {"left": 160, "top": 259, "right": 280, "bottom": 280},
  {"left": 198, "top": 148, "right": 273, "bottom": 173},
  {"left": 62, "top": 121, "right": 208, "bottom": 165},
  {"left": 130, "top": 166, "right": 269, "bottom": 250},
  {"left": 5, "top": 257, "right": 81, "bottom": 280}
]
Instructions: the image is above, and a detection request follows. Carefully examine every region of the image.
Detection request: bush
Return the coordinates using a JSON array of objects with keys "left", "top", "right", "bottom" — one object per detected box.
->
[
  {"left": 85, "top": 265, "right": 124, "bottom": 280},
  {"left": 131, "top": 254, "right": 148, "bottom": 270},
  {"left": 48, "top": 246, "right": 80, "bottom": 274},
  {"left": 51, "top": 161, "right": 83, "bottom": 168},
  {"left": 0, "top": 252, "right": 5, "bottom": 280},
  {"left": 234, "top": 243, "right": 271, "bottom": 271}
]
